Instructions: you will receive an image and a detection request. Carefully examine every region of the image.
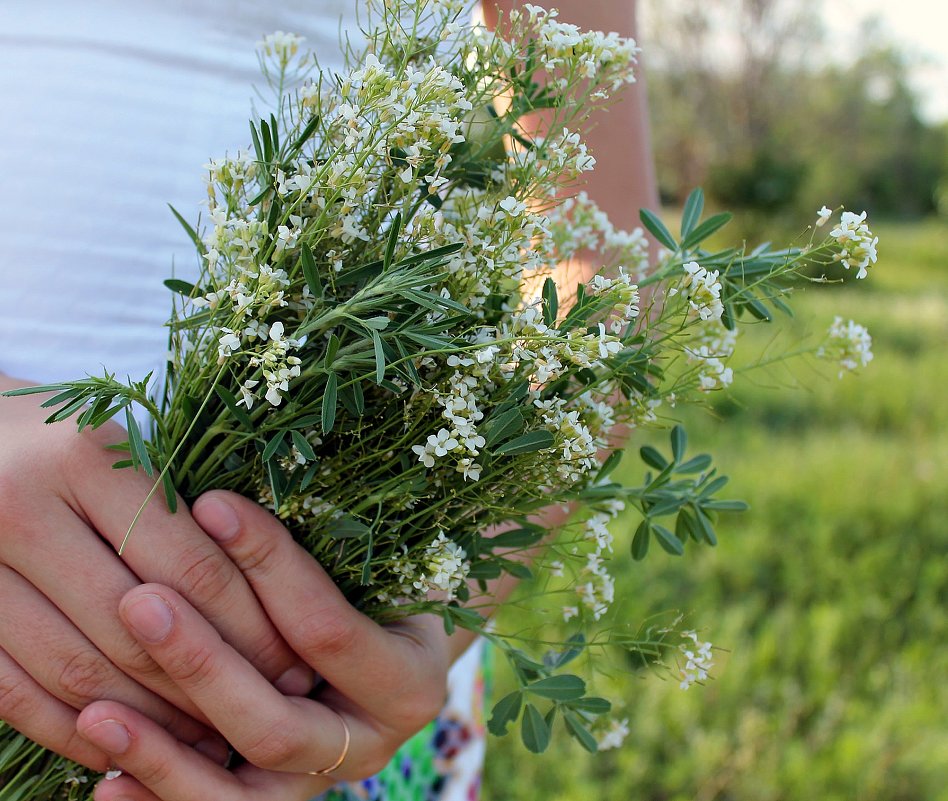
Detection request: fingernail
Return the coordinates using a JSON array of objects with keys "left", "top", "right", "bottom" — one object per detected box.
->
[
  {"left": 274, "top": 665, "right": 315, "bottom": 696},
  {"left": 123, "top": 594, "right": 174, "bottom": 643},
  {"left": 196, "top": 497, "right": 240, "bottom": 542},
  {"left": 83, "top": 719, "right": 131, "bottom": 754},
  {"left": 194, "top": 738, "right": 231, "bottom": 765}
]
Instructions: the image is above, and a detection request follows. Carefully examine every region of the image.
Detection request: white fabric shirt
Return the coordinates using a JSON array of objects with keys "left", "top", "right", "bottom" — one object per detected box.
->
[{"left": 0, "top": 3, "right": 484, "bottom": 797}]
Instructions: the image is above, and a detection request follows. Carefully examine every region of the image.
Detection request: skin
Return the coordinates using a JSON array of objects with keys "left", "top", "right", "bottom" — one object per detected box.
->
[{"left": 0, "top": 2, "right": 657, "bottom": 799}]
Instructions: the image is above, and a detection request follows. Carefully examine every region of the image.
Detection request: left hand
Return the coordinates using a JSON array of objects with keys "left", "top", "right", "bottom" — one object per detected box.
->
[{"left": 76, "top": 491, "right": 461, "bottom": 801}]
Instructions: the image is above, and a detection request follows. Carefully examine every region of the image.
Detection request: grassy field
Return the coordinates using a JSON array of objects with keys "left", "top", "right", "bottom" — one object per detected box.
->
[{"left": 482, "top": 217, "right": 948, "bottom": 801}]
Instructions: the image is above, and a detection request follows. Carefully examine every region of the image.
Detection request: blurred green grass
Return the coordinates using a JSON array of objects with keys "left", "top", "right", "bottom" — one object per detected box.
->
[{"left": 482, "top": 217, "right": 948, "bottom": 801}]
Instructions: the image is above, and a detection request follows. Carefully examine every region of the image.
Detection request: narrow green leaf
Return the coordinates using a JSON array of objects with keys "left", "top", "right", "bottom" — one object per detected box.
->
[
  {"left": 702, "top": 499, "right": 749, "bottom": 512},
  {"left": 744, "top": 295, "right": 773, "bottom": 322},
  {"left": 326, "top": 516, "right": 371, "bottom": 539},
  {"left": 596, "top": 449, "right": 624, "bottom": 482},
  {"left": 260, "top": 118, "right": 273, "bottom": 162},
  {"left": 301, "top": 242, "right": 323, "bottom": 298},
  {"left": 564, "top": 710, "right": 599, "bottom": 753},
  {"left": 371, "top": 331, "right": 386, "bottom": 383},
  {"left": 324, "top": 333, "right": 340, "bottom": 369},
  {"left": 168, "top": 204, "right": 205, "bottom": 254},
  {"left": 487, "top": 691, "right": 523, "bottom": 737},
  {"left": 289, "top": 114, "right": 321, "bottom": 153},
  {"left": 111, "top": 459, "right": 134, "bottom": 470},
  {"left": 541, "top": 276, "right": 558, "bottom": 325},
  {"left": 39, "top": 387, "right": 81, "bottom": 409},
  {"left": 483, "top": 407, "right": 525, "bottom": 448},
  {"left": 384, "top": 212, "right": 402, "bottom": 271},
  {"left": 671, "top": 425, "right": 687, "bottom": 462},
  {"left": 521, "top": 703, "right": 552, "bottom": 753},
  {"left": 677, "top": 453, "right": 712, "bottom": 474},
  {"left": 290, "top": 430, "right": 317, "bottom": 461},
  {"left": 654, "top": 524, "right": 685, "bottom": 555},
  {"left": 215, "top": 385, "right": 253, "bottom": 429},
  {"left": 495, "top": 430, "right": 555, "bottom": 456},
  {"left": 322, "top": 373, "right": 338, "bottom": 433},
  {"left": 639, "top": 208, "right": 678, "bottom": 251},
  {"left": 352, "top": 378, "right": 365, "bottom": 415},
  {"left": 163, "top": 278, "right": 196, "bottom": 296},
  {"left": 640, "top": 445, "right": 668, "bottom": 471},
  {"left": 125, "top": 407, "right": 153, "bottom": 477},
  {"left": 631, "top": 519, "right": 651, "bottom": 560},
  {"left": 693, "top": 506, "right": 718, "bottom": 546},
  {"left": 526, "top": 675, "right": 586, "bottom": 701},
  {"left": 699, "top": 475, "right": 729, "bottom": 499},
  {"left": 162, "top": 470, "right": 178, "bottom": 513},
  {"left": 681, "top": 212, "right": 732, "bottom": 250},
  {"left": 1, "top": 383, "right": 71, "bottom": 397},
  {"left": 568, "top": 696, "right": 612, "bottom": 714},
  {"left": 249, "top": 120, "right": 264, "bottom": 163},
  {"left": 680, "top": 188, "right": 705, "bottom": 238},
  {"left": 487, "top": 526, "right": 545, "bottom": 549},
  {"left": 262, "top": 431, "right": 285, "bottom": 463}
]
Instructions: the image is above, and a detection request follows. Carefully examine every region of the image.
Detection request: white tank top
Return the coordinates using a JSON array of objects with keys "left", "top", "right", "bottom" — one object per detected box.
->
[{"left": 0, "top": 0, "right": 358, "bottom": 384}]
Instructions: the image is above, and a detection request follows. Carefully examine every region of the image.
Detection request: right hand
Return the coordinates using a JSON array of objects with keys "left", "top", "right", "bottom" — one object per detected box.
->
[{"left": 0, "top": 376, "right": 315, "bottom": 772}]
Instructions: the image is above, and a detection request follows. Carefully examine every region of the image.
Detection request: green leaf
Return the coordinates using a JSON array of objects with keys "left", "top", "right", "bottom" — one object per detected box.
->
[
  {"left": 363, "top": 316, "right": 390, "bottom": 331},
  {"left": 654, "top": 524, "right": 685, "bottom": 555},
  {"left": 526, "top": 675, "right": 586, "bottom": 701},
  {"left": 384, "top": 212, "right": 402, "bottom": 271},
  {"left": 163, "top": 278, "right": 196, "bottom": 296},
  {"left": 262, "top": 431, "right": 285, "bottom": 463},
  {"left": 125, "top": 407, "right": 153, "bottom": 477},
  {"left": 702, "top": 499, "right": 749, "bottom": 512},
  {"left": 249, "top": 120, "right": 264, "bottom": 163},
  {"left": 326, "top": 516, "right": 371, "bottom": 539},
  {"left": 744, "top": 295, "right": 773, "bottom": 322},
  {"left": 680, "top": 188, "right": 705, "bottom": 238},
  {"left": 487, "top": 691, "right": 522, "bottom": 737},
  {"left": 301, "top": 242, "right": 323, "bottom": 298},
  {"left": 700, "top": 475, "right": 729, "bottom": 499},
  {"left": 681, "top": 212, "right": 732, "bottom": 250},
  {"left": 541, "top": 276, "right": 558, "bottom": 325},
  {"left": 568, "top": 696, "right": 612, "bottom": 714},
  {"left": 371, "top": 331, "right": 386, "bottom": 384},
  {"left": 495, "top": 430, "right": 555, "bottom": 456},
  {"left": 640, "top": 445, "right": 668, "bottom": 471},
  {"left": 677, "top": 453, "right": 712, "bottom": 474},
  {"left": 483, "top": 407, "right": 525, "bottom": 448},
  {"left": 322, "top": 373, "right": 338, "bottom": 433},
  {"left": 596, "top": 449, "right": 624, "bottom": 482},
  {"left": 290, "top": 430, "right": 317, "bottom": 461},
  {"left": 351, "top": 378, "right": 365, "bottom": 415},
  {"left": 215, "top": 385, "right": 253, "bottom": 429},
  {"left": 168, "top": 204, "right": 205, "bottom": 254},
  {"left": 564, "top": 710, "right": 599, "bottom": 753},
  {"left": 324, "top": 333, "right": 340, "bottom": 369},
  {"left": 693, "top": 506, "right": 718, "bottom": 546},
  {"left": 521, "top": 703, "right": 551, "bottom": 753},
  {"left": 487, "top": 526, "right": 546, "bottom": 549},
  {"left": 671, "top": 425, "right": 687, "bottom": 463},
  {"left": 162, "top": 470, "right": 178, "bottom": 513},
  {"left": 631, "top": 519, "right": 651, "bottom": 560},
  {"left": 39, "top": 387, "right": 81, "bottom": 408},
  {"left": 639, "top": 208, "right": 678, "bottom": 251}
]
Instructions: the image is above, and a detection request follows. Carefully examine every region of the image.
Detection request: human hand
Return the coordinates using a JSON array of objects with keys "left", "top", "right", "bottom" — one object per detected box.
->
[
  {"left": 0, "top": 377, "right": 314, "bottom": 772},
  {"left": 75, "top": 490, "right": 457, "bottom": 801}
]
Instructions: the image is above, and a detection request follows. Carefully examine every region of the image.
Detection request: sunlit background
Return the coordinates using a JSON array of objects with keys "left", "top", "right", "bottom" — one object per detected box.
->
[{"left": 484, "top": 0, "right": 947, "bottom": 798}]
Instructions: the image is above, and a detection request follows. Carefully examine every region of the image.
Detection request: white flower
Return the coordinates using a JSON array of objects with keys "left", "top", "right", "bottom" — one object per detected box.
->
[
  {"left": 678, "top": 630, "right": 714, "bottom": 690},
  {"left": 217, "top": 329, "right": 242, "bottom": 360},
  {"left": 236, "top": 379, "right": 260, "bottom": 409},
  {"left": 830, "top": 210, "right": 878, "bottom": 279},
  {"left": 562, "top": 605, "right": 579, "bottom": 622},
  {"left": 258, "top": 31, "right": 304, "bottom": 66},
  {"left": 680, "top": 261, "right": 724, "bottom": 321},
  {"left": 816, "top": 205, "right": 833, "bottom": 227},
  {"left": 817, "top": 316, "right": 874, "bottom": 377},
  {"left": 597, "top": 718, "right": 630, "bottom": 751}
]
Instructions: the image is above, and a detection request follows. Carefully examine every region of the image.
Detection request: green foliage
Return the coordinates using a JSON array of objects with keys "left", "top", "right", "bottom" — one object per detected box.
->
[{"left": 483, "top": 218, "right": 948, "bottom": 800}]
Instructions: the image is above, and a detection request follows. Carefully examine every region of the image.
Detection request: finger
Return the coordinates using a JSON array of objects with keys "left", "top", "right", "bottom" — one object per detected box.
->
[
  {"left": 0, "top": 646, "right": 109, "bottom": 771},
  {"left": 193, "top": 491, "right": 450, "bottom": 717},
  {"left": 78, "top": 701, "right": 326, "bottom": 801},
  {"left": 57, "top": 425, "right": 308, "bottom": 688},
  {"left": 118, "top": 584, "right": 382, "bottom": 776},
  {"left": 0, "top": 563, "right": 222, "bottom": 748}
]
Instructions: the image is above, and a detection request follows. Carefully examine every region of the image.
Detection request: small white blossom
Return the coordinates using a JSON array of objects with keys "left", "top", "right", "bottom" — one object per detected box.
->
[
  {"left": 817, "top": 317, "right": 874, "bottom": 377},
  {"left": 816, "top": 205, "right": 833, "bottom": 227},
  {"left": 830, "top": 210, "right": 878, "bottom": 279},
  {"left": 597, "top": 717, "right": 630, "bottom": 750}
]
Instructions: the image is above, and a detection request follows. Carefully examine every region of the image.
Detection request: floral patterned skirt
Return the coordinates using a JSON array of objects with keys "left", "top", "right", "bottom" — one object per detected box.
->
[{"left": 319, "top": 641, "right": 491, "bottom": 801}]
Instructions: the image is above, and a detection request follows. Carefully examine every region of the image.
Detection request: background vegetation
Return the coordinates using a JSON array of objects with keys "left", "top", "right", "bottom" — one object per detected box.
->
[{"left": 484, "top": 1, "right": 947, "bottom": 794}]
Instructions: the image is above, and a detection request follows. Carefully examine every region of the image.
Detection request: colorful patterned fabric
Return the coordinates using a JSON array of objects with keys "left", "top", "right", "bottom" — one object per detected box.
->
[{"left": 320, "top": 641, "right": 491, "bottom": 801}]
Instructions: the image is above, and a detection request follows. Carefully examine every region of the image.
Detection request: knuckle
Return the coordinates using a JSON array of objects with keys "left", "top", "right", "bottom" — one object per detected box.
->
[
  {"left": 163, "top": 643, "right": 220, "bottom": 690},
  {"left": 295, "top": 610, "right": 358, "bottom": 662},
  {"left": 241, "top": 718, "right": 308, "bottom": 770},
  {"left": 234, "top": 535, "right": 282, "bottom": 582},
  {"left": 0, "top": 671, "right": 36, "bottom": 721},
  {"left": 353, "top": 748, "right": 394, "bottom": 780},
  {"left": 115, "top": 642, "right": 165, "bottom": 682},
  {"left": 174, "top": 545, "right": 235, "bottom": 608},
  {"left": 129, "top": 751, "right": 175, "bottom": 787},
  {"left": 56, "top": 650, "right": 115, "bottom": 706}
]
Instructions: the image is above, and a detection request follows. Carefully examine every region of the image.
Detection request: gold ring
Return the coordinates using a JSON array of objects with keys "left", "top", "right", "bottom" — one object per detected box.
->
[{"left": 307, "top": 710, "right": 351, "bottom": 777}]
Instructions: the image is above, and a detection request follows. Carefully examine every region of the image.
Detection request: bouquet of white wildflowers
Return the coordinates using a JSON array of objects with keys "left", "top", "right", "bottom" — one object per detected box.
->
[{"left": 1, "top": 1, "right": 879, "bottom": 797}]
